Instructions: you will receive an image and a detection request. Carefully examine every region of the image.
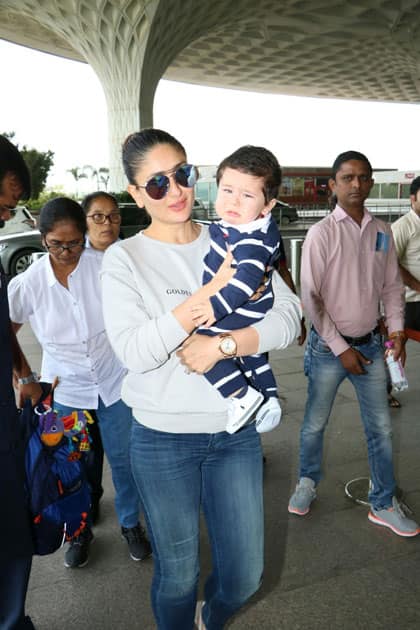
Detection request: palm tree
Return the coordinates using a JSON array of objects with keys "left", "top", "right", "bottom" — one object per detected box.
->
[
  {"left": 67, "top": 166, "right": 87, "bottom": 197},
  {"left": 83, "top": 165, "right": 110, "bottom": 191},
  {"left": 82, "top": 164, "right": 98, "bottom": 189},
  {"left": 98, "top": 167, "right": 110, "bottom": 191}
]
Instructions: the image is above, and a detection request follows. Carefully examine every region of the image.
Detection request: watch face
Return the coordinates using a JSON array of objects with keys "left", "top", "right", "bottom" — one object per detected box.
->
[{"left": 221, "top": 336, "right": 236, "bottom": 356}]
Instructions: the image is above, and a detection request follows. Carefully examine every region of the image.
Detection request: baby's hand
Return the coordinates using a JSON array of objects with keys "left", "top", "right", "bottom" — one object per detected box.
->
[{"left": 191, "top": 300, "right": 216, "bottom": 328}]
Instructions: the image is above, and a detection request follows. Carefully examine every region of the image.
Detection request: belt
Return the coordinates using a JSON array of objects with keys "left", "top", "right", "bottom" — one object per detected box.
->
[{"left": 341, "top": 326, "right": 380, "bottom": 347}]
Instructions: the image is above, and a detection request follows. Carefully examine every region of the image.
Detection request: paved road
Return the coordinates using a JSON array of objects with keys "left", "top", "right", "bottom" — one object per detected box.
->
[{"left": 18, "top": 324, "right": 420, "bottom": 630}]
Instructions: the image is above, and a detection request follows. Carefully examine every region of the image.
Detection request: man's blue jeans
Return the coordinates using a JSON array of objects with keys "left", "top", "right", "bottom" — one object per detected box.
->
[
  {"left": 130, "top": 421, "right": 264, "bottom": 630},
  {"left": 300, "top": 328, "right": 395, "bottom": 510},
  {"left": 54, "top": 397, "right": 141, "bottom": 528}
]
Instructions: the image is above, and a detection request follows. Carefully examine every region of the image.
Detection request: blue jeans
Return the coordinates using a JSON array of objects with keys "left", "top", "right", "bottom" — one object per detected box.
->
[
  {"left": 130, "top": 422, "right": 264, "bottom": 630},
  {"left": 54, "top": 398, "right": 141, "bottom": 528},
  {"left": 0, "top": 556, "right": 34, "bottom": 629},
  {"left": 300, "top": 329, "right": 395, "bottom": 510}
]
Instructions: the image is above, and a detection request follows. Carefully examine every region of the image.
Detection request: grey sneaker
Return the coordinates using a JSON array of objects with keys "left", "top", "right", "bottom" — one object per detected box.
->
[
  {"left": 288, "top": 477, "right": 316, "bottom": 516},
  {"left": 368, "top": 496, "right": 420, "bottom": 537}
]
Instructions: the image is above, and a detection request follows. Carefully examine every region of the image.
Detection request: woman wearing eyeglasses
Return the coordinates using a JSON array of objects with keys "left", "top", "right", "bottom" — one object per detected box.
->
[
  {"left": 82, "top": 191, "right": 122, "bottom": 253},
  {"left": 101, "top": 129, "right": 301, "bottom": 630},
  {"left": 7, "top": 197, "right": 151, "bottom": 570}
]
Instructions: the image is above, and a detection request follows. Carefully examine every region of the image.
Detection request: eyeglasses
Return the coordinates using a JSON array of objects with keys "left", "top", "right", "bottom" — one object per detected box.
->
[
  {"left": 86, "top": 212, "right": 121, "bottom": 225},
  {"left": 44, "top": 240, "right": 85, "bottom": 255},
  {"left": 136, "top": 164, "right": 198, "bottom": 200}
]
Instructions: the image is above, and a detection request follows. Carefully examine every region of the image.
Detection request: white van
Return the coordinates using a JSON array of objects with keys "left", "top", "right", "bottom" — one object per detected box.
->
[{"left": 0, "top": 206, "right": 37, "bottom": 235}]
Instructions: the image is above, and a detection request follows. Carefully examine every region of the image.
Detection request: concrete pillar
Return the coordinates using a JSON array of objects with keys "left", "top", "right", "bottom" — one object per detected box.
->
[{"left": 3, "top": 0, "right": 160, "bottom": 191}]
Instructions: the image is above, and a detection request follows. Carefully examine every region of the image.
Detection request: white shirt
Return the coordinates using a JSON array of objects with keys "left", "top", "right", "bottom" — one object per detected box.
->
[
  {"left": 8, "top": 248, "right": 125, "bottom": 408},
  {"left": 391, "top": 209, "right": 420, "bottom": 302}
]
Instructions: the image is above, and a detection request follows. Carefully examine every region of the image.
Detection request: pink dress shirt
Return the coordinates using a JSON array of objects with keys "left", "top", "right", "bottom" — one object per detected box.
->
[{"left": 301, "top": 205, "right": 404, "bottom": 356}]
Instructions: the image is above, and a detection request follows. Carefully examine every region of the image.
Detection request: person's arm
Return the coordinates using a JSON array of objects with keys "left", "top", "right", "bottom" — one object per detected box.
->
[
  {"left": 381, "top": 230, "right": 406, "bottom": 362},
  {"left": 173, "top": 251, "right": 235, "bottom": 331},
  {"left": 189, "top": 221, "right": 277, "bottom": 326},
  {"left": 207, "top": 246, "right": 272, "bottom": 318},
  {"left": 277, "top": 263, "right": 296, "bottom": 293},
  {"left": 190, "top": 221, "right": 282, "bottom": 327},
  {"left": 176, "top": 271, "right": 302, "bottom": 373},
  {"left": 8, "top": 274, "right": 42, "bottom": 405},
  {"left": 398, "top": 263, "right": 420, "bottom": 293},
  {"left": 277, "top": 262, "right": 306, "bottom": 345},
  {"left": 10, "top": 322, "right": 42, "bottom": 405},
  {"left": 100, "top": 242, "right": 235, "bottom": 373}
]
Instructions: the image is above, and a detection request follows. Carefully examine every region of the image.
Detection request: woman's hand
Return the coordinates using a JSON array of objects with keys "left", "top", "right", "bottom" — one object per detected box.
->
[
  {"left": 176, "top": 334, "right": 221, "bottom": 374},
  {"left": 18, "top": 382, "right": 43, "bottom": 407},
  {"left": 173, "top": 251, "right": 234, "bottom": 334}
]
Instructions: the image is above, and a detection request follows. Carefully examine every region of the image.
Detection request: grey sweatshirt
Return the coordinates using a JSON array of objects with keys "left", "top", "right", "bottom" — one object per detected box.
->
[{"left": 101, "top": 224, "right": 301, "bottom": 433}]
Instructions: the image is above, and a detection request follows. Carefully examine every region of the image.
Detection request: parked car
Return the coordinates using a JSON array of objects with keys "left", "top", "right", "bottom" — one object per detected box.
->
[
  {"left": 0, "top": 202, "right": 157, "bottom": 276},
  {"left": 0, "top": 206, "right": 36, "bottom": 235},
  {"left": 272, "top": 200, "right": 299, "bottom": 225},
  {"left": 0, "top": 200, "right": 216, "bottom": 277},
  {"left": 0, "top": 230, "right": 44, "bottom": 276},
  {"left": 118, "top": 203, "right": 151, "bottom": 237}
]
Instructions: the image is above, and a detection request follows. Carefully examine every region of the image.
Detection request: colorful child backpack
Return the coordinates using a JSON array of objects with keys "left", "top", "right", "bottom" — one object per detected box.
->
[{"left": 21, "top": 391, "right": 93, "bottom": 555}]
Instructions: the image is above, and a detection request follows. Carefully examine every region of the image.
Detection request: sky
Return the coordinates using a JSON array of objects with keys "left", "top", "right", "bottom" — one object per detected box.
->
[{"left": 1, "top": 38, "right": 420, "bottom": 194}]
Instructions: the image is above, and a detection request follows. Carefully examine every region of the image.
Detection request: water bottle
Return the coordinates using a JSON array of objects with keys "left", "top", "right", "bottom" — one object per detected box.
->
[{"left": 384, "top": 340, "right": 408, "bottom": 391}]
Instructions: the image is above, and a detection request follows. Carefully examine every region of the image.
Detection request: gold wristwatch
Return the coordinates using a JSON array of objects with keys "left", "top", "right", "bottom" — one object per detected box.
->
[{"left": 218, "top": 333, "right": 237, "bottom": 358}]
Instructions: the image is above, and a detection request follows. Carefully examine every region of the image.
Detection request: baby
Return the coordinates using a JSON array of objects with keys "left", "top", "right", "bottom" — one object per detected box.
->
[{"left": 192, "top": 145, "right": 284, "bottom": 434}]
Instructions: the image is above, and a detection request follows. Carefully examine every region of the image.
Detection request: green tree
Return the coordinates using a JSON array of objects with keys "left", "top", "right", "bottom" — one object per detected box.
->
[
  {"left": 27, "top": 186, "right": 70, "bottom": 213},
  {"left": 21, "top": 147, "right": 54, "bottom": 198}
]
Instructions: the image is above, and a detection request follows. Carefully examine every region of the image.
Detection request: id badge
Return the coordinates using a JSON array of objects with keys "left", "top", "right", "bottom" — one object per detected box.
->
[{"left": 375, "top": 232, "right": 389, "bottom": 252}]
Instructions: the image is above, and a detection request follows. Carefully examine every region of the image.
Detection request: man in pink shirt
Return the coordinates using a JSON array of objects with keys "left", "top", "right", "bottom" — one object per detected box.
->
[{"left": 288, "top": 150, "right": 420, "bottom": 537}]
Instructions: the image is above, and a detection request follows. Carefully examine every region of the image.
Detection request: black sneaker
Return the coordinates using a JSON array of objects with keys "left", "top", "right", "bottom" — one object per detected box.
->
[
  {"left": 64, "top": 528, "right": 94, "bottom": 568},
  {"left": 121, "top": 523, "right": 152, "bottom": 561}
]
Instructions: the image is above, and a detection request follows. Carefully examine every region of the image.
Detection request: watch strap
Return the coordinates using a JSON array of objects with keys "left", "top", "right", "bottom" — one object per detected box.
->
[{"left": 18, "top": 371, "right": 39, "bottom": 385}]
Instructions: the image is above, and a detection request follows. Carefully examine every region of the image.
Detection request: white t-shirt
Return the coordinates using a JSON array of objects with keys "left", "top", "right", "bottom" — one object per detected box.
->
[{"left": 101, "top": 224, "right": 301, "bottom": 433}]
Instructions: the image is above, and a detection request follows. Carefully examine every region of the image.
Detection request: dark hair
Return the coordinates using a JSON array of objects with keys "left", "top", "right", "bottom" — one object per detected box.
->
[
  {"left": 216, "top": 145, "right": 282, "bottom": 203},
  {"left": 409, "top": 176, "right": 420, "bottom": 198},
  {"left": 122, "top": 128, "right": 186, "bottom": 184},
  {"left": 332, "top": 150, "right": 372, "bottom": 180},
  {"left": 81, "top": 191, "right": 118, "bottom": 214},
  {"left": 39, "top": 197, "right": 87, "bottom": 237},
  {"left": 0, "top": 135, "right": 31, "bottom": 199}
]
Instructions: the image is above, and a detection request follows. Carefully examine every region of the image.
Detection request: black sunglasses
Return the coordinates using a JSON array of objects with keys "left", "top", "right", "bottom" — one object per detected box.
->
[{"left": 136, "top": 164, "right": 198, "bottom": 200}]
